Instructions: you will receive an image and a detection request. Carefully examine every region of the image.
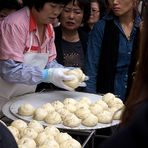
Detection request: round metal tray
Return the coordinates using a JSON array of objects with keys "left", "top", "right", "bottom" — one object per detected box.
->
[{"left": 4, "top": 91, "right": 120, "bottom": 130}]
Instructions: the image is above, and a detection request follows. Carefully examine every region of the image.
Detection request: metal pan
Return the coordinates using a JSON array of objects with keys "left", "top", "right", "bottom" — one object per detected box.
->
[{"left": 4, "top": 91, "right": 120, "bottom": 130}]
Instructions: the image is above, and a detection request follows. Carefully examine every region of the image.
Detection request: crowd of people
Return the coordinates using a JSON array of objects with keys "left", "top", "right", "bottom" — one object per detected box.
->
[{"left": 0, "top": 0, "right": 147, "bottom": 147}]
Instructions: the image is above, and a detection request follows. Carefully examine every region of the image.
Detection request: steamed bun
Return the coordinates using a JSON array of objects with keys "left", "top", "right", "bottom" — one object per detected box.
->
[
  {"left": 18, "top": 103, "right": 35, "bottom": 116},
  {"left": 11, "top": 119, "right": 27, "bottom": 131},
  {"left": 33, "top": 107, "right": 48, "bottom": 121},
  {"left": 64, "top": 68, "right": 86, "bottom": 89}
]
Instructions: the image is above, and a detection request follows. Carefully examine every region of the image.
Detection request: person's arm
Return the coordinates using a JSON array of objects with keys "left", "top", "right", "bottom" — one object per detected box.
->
[
  {"left": 84, "top": 20, "right": 105, "bottom": 93},
  {"left": 0, "top": 60, "right": 43, "bottom": 85}
]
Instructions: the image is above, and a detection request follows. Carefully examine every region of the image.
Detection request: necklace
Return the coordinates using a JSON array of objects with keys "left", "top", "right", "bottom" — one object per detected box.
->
[{"left": 121, "top": 21, "right": 134, "bottom": 40}]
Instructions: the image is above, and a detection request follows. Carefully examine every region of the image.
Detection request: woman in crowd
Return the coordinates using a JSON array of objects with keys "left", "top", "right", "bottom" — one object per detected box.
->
[
  {"left": 36, "top": 0, "right": 90, "bottom": 91},
  {"left": 82, "top": 0, "right": 106, "bottom": 33},
  {"left": 100, "top": 1, "right": 148, "bottom": 147},
  {"left": 0, "top": 0, "right": 80, "bottom": 112},
  {"left": 54, "top": 0, "right": 90, "bottom": 70},
  {"left": 85, "top": 0, "right": 141, "bottom": 101}
]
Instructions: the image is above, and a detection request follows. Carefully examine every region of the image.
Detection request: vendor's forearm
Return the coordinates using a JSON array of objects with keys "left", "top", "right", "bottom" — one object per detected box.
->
[{"left": 0, "top": 60, "right": 43, "bottom": 85}]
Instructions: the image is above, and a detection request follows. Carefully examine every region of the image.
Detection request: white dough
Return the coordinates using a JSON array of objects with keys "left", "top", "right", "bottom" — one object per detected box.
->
[
  {"left": 63, "top": 98, "right": 78, "bottom": 105},
  {"left": 102, "top": 93, "right": 115, "bottom": 103},
  {"left": 44, "top": 125, "right": 60, "bottom": 137},
  {"left": 39, "top": 139, "right": 59, "bottom": 148},
  {"left": 82, "top": 113, "right": 98, "bottom": 127},
  {"left": 20, "top": 127, "right": 38, "bottom": 139},
  {"left": 95, "top": 100, "right": 108, "bottom": 110},
  {"left": 89, "top": 103, "right": 103, "bottom": 115},
  {"left": 56, "top": 108, "right": 71, "bottom": 119},
  {"left": 51, "top": 101, "right": 64, "bottom": 111},
  {"left": 33, "top": 107, "right": 48, "bottom": 121},
  {"left": 97, "top": 110, "right": 113, "bottom": 124},
  {"left": 28, "top": 120, "right": 44, "bottom": 133},
  {"left": 64, "top": 68, "right": 86, "bottom": 89},
  {"left": 7, "top": 126, "right": 20, "bottom": 139},
  {"left": 76, "top": 102, "right": 89, "bottom": 109},
  {"left": 55, "top": 132, "right": 72, "bottom": 144},
  {"left": 11, "top": 119, "right": 28, "bottom": 131},
  {"left": 41, "top": 103, "right": 55, "bottom": 112},
  {"left": 79, "top": 97, "right": 91, "bottom": 105},
  {"left": 18, "top": 137, "right": 36, "bottom": 148},
  {"left": 60, "top": 139, "right": 81, "bottom": 148},
  {"left": 64, "top": 103, "right": 77, "bottom": 113},
  {"left": 113, "top": 108, "right": 124, "bottom": 120},
  {"left": 63, "top": 113, "right": 81, "bottom": 127},
  {"left": 35, "top": 131, "right": 54, "bottom": 146},
  {"left": 44, "top": 111, "right": 62, "bottom": 124},
  {"left": 18, "top": 103, "right": 35, "bottom": 116},
  {"left": 75, "top": 107, "right": 91, "bottom": 119},
  {"left": 107, "top": 98, "right": 124, "bottom": 109}
]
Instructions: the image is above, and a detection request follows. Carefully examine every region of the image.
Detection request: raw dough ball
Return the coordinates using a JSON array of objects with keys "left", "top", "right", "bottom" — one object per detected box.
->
[
  {"left": 20, "top": 127, "right": 38, "bottom": 139},
  {"left": 7, "top": 126, "right": 20, "bottom": 139},
  {"left": 41, "top": 103, "right": 55, "bottom": 112},
  {"left": 82, "top": 113, "right": 98, "bottom": 127},
  {"left": 65, "top": 68, "right": 85, "bottom": 82},
  {"left": 63, "top": 98, "right": 78, "bottom": 105},
  {"left": 51, "top": 101, "right": 64, "bottom": 111},
  {"left": 55, "top": 132, "right": 72, "bottom": 144},
  {"left": 44, "top": 125, "right": 60, "bottom": 137},
  {"left": 79, "top": 97, "right": 91, "bottom": 105},
  {"left": 18, "top": 137, "right": 36, "bottom": 148},
  {"left": 89, "top": 103, "right": 103, "bottom": 115},
  {"left": 64, "top": 68, "right": 85, "bottom": 89},
  {"left": 64, "top": 75, "right": 80, "bottom": 89},
  {"left": 33, "top": 107, "right": 48, "bottom": 121},
  {"left": 63, "top": 113, "right": 81, "bottom": 127},
  {"left": 35, "top": 131, "right": 54, "bottom": 146},
  {"left": 60, "top": 139, "right": 81, "bottom": 148},
  {"left": 95, "top": 100, "right": 108, "bottom": 110},
  {"left": 56, "top": 108, "right": 71, "bottom": 119},
  {"left": 28, "top": 120, "right": 44, "bottom": 133},
  {"left": 97, "top": 110, "right": 113, "bottom": 124},
  {"left": 11, "top": 119, "right": 28, "bottom": 131},
  {"left": 113, "top": 108, "right": 124, "bottom": 120},
  {"left": 18, "top": 103, "right": 35, "bottom": 116},
  {"left": 75, "top": 107, "right": 91, "bottom": 119},
  {"left": 64, "top": 104, "right": 77, "bottom": 113},
  {"left": 76, "top": 102, "right": 89, "bottom": 109},
  {"left": 44, "top": 111, "right": 62, "bottom": 124},
  {"left": 39, "top": 140, "right": 59, "bottom": 148},
  {"left": 102, "top": 93, "right": 115, "bottom": 103},
  {"left": 107, "top": 97, "right": 124, "bottom": 109}
]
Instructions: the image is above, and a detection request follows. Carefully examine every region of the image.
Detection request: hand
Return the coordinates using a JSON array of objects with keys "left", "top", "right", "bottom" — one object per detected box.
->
[{"left": 42, "top": 68, "right": 76, "bottom": 91}]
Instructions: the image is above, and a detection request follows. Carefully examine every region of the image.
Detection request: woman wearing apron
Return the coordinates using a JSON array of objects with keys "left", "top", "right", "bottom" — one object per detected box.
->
[{"left": 0, "top": 0, "right": 81, "bottom": 114}]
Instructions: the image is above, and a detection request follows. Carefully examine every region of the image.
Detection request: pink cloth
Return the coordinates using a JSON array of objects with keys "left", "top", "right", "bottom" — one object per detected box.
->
[{"left": 0, "top": 7, "right": 56, "bottom": 62}]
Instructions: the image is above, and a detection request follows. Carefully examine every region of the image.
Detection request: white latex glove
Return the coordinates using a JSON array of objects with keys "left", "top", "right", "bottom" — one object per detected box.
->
[
  {"left": 79, "top": 76, "right": 89, "bottom": 87},
  {"left": 42, "top": 68, "right": 76, "bottom": 91}
]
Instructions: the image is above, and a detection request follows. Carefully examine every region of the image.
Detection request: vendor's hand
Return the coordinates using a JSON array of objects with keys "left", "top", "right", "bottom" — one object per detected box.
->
[{"left": 42, "top": 68, "right": 75, "bottom": 91}]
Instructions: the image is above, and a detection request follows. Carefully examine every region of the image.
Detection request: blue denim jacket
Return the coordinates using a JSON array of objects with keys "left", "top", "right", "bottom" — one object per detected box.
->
[{"left": 85, "top": 14, "right": 141, "bottom": 101}]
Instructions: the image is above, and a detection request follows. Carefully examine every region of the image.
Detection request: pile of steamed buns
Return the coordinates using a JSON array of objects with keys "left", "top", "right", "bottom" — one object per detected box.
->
[{"left": 18, "top": 93, "right": 125, "bottom": 128}]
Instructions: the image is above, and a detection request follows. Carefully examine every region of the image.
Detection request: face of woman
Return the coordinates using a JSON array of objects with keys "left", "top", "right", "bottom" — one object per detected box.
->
[
  {"left": 34, "top": 2, "right": 64, "bottom": 25},
  {"left": 88, "top": 2, "right": 100, "bottom": 26},
  {"left": 108, "top": 0, "right": 136, "bottom": 16},
  {"left": 60, "top": 1, "right": 84, "bottom": 31}
]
